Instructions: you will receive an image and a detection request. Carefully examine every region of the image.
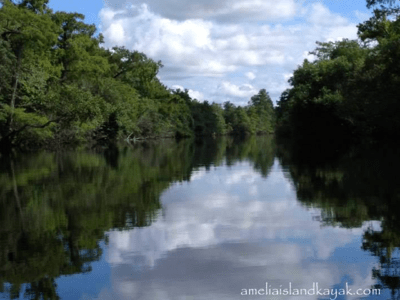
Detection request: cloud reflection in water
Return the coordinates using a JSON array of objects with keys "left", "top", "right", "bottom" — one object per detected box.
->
[{"left": 99, "top": 160, "right": 380, "bottom": 300}]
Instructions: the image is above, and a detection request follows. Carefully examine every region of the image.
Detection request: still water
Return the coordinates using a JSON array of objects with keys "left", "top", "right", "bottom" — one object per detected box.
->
[{"left": 0, "top": 137, "right": 399, "bottom": 300}]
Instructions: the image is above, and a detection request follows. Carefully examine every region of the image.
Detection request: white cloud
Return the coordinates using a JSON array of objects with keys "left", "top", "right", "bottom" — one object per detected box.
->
[
  {"left": 303, "top": 50, "right": 317, "bottom": 62},
  {"left": 284, "top": 73, "right": 293, "bottom": 82},
  {"left": 188, "top": 90, "right": 204, "bottom": 100},
  {"left": 171, "top": 84, "right": 184, "bottom": 91},
  {"left": 104, "top": 22, "right": 126, "bottom": 44},
  {"left": 355, "top": 10, "right": 371, "bottom": 22},
  {"left": 99, "top": 1, "right": 360, "bottom": 105},
  {"left": 103, "top": 0, "right": 298, "bottom": 22},
  {"left": 307, "top": 3, "right": 348, "bottom": 27},
  {"left": 245, "top": 72, "right": 256, "bottom": 80},
  {"left": 171, "top": 85, "right": 205, "bottom": 100},
  {"left": 217, "top": 81, "right": 258, "bottom": 99}
]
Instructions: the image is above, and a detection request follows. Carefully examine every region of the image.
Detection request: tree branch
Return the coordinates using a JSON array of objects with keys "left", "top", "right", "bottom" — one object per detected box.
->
[
  {"left": 2, "top": 118, "right": 62, "bottom": 141},
  {"left": 1, "top": 29, "right": 22, "bottom": 40},
  {"left": 113, "top": 68, "right": 128, "bottom": 79}
]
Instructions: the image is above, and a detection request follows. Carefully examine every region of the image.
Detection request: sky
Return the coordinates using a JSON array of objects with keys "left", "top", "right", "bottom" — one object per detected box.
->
[{"left": 48, "top": 0, "right": 372, "bottom": 105}]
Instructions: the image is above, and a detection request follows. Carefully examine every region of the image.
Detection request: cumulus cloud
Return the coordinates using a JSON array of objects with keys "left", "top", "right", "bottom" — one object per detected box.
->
[
  {"left": 99, "top": 1, "right": 360, "bottom": 104},
  {"left": 283, "top": 73, "right": 293, "bottom": 82},
  {"left": 188, "top": 90, "right": 204, "bottom": 100},
  {"left": 245, "top": 71, "right": 256, "bottom": 80},
  {"left": 103, "top": 0, "right": 298, "bottom": 22},
  {"left": 306, "top": 3, "right": 349, "bottom": 27},
  {"left": 103, "top": 22, "right": 126, "bottom": 44},
  {"left": 171, "top": 85, "right": 205, "bottom": 100},
  {"left": 217, "top": 81, "right": 258, "bottom": 99}
]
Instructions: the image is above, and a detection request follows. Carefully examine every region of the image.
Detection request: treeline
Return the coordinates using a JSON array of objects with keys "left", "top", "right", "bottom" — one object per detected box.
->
[
  {"left": 276, "top": 0, "right": 400, "bottom": 144},
  {"left": 0, "top": 0, "right": 275, "bottom": 150},
  {"left": 175, "top": 88, "right": 275, "bottom": 136}
]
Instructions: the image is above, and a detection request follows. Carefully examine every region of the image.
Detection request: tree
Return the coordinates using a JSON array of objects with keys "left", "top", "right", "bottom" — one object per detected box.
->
[
  {"left": 107, "top": 46, "right": 163, "bottom": 98},
  {"left": 0, "top": 0, "right": 59, "bottom": 148},
  {"left": 248, "top": 89, "right": 275, "bottom": 134},
  {"left": 276, "top": 40, "right": 369, "bottom": 143},
  {"left": 366, "top": 0, "right": 400, "bottom": 13},
  {"left": 51, "top": 11, "right": 108, "bottom": 82}
]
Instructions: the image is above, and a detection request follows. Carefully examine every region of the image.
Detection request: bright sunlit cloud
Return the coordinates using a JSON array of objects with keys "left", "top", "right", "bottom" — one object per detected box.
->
[{"left": 96, "top": 0, "right": 370, "bottom": 104}]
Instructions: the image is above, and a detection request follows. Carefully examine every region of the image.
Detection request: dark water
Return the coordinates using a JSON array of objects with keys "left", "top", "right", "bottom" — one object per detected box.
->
[{"left": 1, "top": 137, "right": 400, "bottom": 300}]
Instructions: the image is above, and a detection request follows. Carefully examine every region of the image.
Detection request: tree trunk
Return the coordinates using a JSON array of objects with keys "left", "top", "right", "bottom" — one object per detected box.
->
[{"left": 7, "top": 42, "right": 24, "bottom": 136}]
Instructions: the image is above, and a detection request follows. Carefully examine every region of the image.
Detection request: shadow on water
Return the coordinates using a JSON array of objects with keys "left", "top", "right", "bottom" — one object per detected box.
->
[
  {"left": 277, "top": 140, "right": 400, "bottom": 299},
  {"left": 0, "top": 136, "right": 276, "bottom": 299}
]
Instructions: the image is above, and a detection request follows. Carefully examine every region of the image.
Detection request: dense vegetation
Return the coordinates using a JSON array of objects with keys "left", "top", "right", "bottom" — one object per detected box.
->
[
  {"left": 2, "top": 0, "right": 400, "bottom": 150},
  {"left": 0, "top": 0, "right": 275, "bottom": 151},
  {"left": 276, "top": 0, "right": 400, "bottom": 144}
]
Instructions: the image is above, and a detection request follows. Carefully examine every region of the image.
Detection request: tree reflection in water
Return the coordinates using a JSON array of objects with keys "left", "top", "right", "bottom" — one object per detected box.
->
[
  {"left": 0, "top": 136, "right": 276, "bottom": 299},
  {"left": 2, "top": 137, "right": 400, "bottom": 299},
  {"left": 278, "top": 141, "right": 400, "bottom": 299}
]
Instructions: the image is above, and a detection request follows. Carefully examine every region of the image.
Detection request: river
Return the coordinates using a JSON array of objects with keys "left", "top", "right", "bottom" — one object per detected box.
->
[{"left": 0, "top": 137, "right": 399, "bottom": 300}]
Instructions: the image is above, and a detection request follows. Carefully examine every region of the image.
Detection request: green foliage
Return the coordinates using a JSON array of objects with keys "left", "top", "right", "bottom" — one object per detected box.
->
[
  {"left": 276, "top": 0, "right": 400, "bottom": 143},
  {"left": 0, "top": 2, "right": 276, "bottom": 150},
  {"left": 51, "top": 11, "right": 108, "bottom": 82},
  {"left": 188, "top": 100, "right": 225, "bottom": 136},
  {"left": 366, "top": 0, "right": 400, "bottom": 14},
  {"left": 0, "top": 38, "right": 14, "bottom": 98},
  {"left": 171, "top": 88, "right": 275, "bottom": 138},
  {"left": 247, "top": 89, "right": 275, "bottom": 134}
]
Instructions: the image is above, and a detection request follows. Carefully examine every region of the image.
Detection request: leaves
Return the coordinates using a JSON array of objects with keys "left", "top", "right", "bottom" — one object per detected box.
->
[{"left": 1, "top": 1, "right": 277, "bottom": 149}]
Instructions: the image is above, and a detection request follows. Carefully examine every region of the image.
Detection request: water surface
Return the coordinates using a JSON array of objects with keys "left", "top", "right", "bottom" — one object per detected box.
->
[{"left": 0, "top": 137, "right": 399, "bottom": 299}]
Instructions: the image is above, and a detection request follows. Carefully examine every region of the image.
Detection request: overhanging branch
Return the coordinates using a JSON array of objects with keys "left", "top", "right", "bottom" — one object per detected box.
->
[{"left": 2, "top": 118, "right": 62, "bottom": 141}]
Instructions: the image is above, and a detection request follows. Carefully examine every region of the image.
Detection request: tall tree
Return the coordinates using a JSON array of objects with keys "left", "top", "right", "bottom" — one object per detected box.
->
[
  {"left": 0, "top": 0, "right": 59, "bottom": 147},
  {"left": 247, "top": 89, "right": 275, "bottom": 134}
]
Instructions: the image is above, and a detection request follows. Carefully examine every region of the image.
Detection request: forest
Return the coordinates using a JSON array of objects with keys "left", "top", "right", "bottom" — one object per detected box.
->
[
  {"left": 0, "top": 0, "right": 274, "bottom": 151},
  {"left": 1, "top": 0, "right": 400, "bottom": 151},
  {"left": 276, "top": 0, "right": 400, "bottom": 145}
]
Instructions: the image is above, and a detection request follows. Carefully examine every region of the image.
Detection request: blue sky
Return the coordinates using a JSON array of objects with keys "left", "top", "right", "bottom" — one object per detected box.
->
[{"left": 48, "top": 0, "right": 372, "bottom": 105}]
